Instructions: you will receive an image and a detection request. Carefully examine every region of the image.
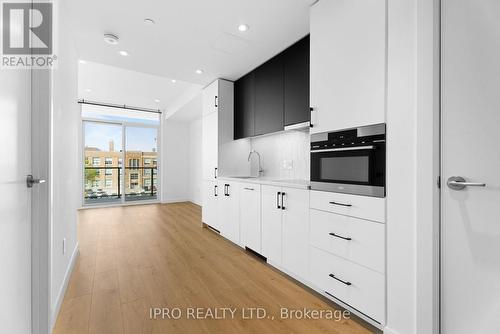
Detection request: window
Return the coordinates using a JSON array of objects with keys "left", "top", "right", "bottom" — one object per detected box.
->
[
  {"left": 130, "top": 173, "right": 139, "bottom": 189},
  {"left": 118, "top": 158, "right": 122, "bottom": 166},
  {"left": 92, "top": 157, "right": 100, "bottom": 166},
  {"left": 144, "top": 158, "right": 151, "bottom": 165},
  {"left": 144, "top": 168, "right": 151, "bottom": 176},
  {"left": 92, "top": 180, "right": 101, "bottom": 188},
  {"left": 129, "top": 159, "right": 139, "bottom": 168},
  {"left": 144, "top": 179, "right": 151, "bottom": 187},
  {"left": 105, "top": 157, "right": 113, "bottom": 165},
  {"left": 105, "top": 169, "right": 112, "bottom": 175},
  {"left": 105, "top": 179, "right": 112, "bottom": 188}
]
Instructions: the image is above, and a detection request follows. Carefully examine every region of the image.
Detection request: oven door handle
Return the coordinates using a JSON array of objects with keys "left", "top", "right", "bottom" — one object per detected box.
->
[{"left": 311, "top": 145, "right": 375, "bottom": 153}]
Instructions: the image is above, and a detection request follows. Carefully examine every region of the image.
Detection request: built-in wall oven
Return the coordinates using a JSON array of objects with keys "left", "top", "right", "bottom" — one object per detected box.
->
[{"left": 310, "top": 124, "right": 386, "bottom": 197}]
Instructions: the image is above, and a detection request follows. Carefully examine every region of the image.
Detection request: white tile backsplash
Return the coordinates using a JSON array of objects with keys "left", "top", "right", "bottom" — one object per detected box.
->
[{"left": 249, "top": 130, "right": 310, "bottom": 180}]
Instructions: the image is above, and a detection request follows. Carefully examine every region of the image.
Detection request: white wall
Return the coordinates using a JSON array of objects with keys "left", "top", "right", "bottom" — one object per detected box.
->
[
  {"left": 249, "top": 130, "right": 310, "bottom": 180},
  {"left": 161, "top": 120, "right": 190, "bottom": 202},
  {"left": 50, "top": 1, "right": 80, "bottom": 327},
  {"left": 188, "top": 118, "right": 203, "bottom": 205}
]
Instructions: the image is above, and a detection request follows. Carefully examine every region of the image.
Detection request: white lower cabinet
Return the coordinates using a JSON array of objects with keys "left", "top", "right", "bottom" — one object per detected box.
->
[
  {"left": 309, "top": 246, "right": 385, "bottom": 323},
  {"left": 240, "top": 183, "right": 262, "bottom": 252},
  {"left": 217, "top": 181, "right": 240, "bottom": 244},
  {"left": 281, "top": 188, "right": 310, "bottom": 279},
  {"left": 261, "top": 185, "right": 309, "bottom": 280},
  {"left": 261, "top": 185, "right": 283, "bottom": 264},
  {"left": 202, "top": 180, "right": 219, "bottom": 230}
]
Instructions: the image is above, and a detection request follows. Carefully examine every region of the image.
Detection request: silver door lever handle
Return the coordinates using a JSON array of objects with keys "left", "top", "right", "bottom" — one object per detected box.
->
[
  {"left": 27, "top": 174, "right": 46, "bottom": 188},
  {"left": 447, "top": 176, "right": 486, "bottom": 190}
]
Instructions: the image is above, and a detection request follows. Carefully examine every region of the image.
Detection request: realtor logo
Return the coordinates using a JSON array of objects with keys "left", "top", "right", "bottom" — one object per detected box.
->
[{"left": 1, "top": 1, "right": 56, "bottom": 68}]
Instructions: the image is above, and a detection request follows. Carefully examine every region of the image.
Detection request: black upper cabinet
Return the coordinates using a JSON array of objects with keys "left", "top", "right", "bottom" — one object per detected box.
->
[
  {"left": 234, "top": 35, "right": 310, "bottom": 139},
  {"left": 284, "top": 36, "right": 310, "bottom": 126},
  {"left": 254, "top": 56, "right": 284, "bottom": 136},
  {"left": 234, "top": 72, "right": 255, "bottom": 139}
]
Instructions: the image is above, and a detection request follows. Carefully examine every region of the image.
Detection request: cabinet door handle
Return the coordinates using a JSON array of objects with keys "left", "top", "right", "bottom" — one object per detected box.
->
[
  {"left": 309, "top": 107, "right": 315, "bottom": 128},
  {"left": 214, "top": 167, "right": 218, "bottom": 179},
  {"left": 329, "top": 274, "right": 352, "bottom": 286},
  {"left": 214, "top": 185, "right": 218, "bottom": 197},
  {"left": 329, "top": 201, "right": 352, "bottom": 207},
  {"left": 281, "top": 192, "right": 286, "bottom": 210},
  {"left": 277, "top": 192, "right": 281, "bottom": 209},
  {"left": 225, "top": 184, "right": 230, "bottom": 196},
  {"left": 244, "top": 187, "right": 254, "bottom": 191},
  {"left": 329, "top": 233, "right": 352, "bottom": 241},
  {"left": 214, "top": 96, "right": 218, "bottom": 108}
]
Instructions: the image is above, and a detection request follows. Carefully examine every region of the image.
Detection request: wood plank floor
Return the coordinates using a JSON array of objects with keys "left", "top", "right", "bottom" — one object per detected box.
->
[{"left": 53, "top": 202, "right": 377, "bottom": 334}]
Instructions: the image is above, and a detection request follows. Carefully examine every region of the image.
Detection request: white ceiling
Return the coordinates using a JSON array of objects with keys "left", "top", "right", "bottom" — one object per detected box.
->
[
  {"left": 78, "top": 61, "right": 202, "bottom": 110},
  {"left": 67, "top": 0, "right": 310, "bottom": 86}
]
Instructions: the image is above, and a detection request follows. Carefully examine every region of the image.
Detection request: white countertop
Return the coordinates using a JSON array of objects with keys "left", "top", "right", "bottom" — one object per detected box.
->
[{"left": 218, "top": 176, "right": 310, "bottom": 190}]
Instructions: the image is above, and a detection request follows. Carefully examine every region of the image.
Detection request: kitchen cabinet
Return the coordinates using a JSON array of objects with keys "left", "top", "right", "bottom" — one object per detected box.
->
[
  {"left": 202, "top": 180, "right": 219, "bottom": 230},
  {"left": 254, "top": 56, "right": 284, "bottom": 135},
  {"left": 310, "top": 0, "right": 386, "bottom": 133},
  {"left": 261, "top": 185, "right": 309, "bottom": 280},
  {"left": 281, "top": 187, "right": 310, "bottom": 279},
  {"left": 234, "top": 36, "right": 310, "bottom": 139},
  {"left": 239, "top": 183, "right": 261, "bottom": 252},
  {"left": 234, "top": 73, "right": 254, "bottom": 140},
  {"left": 202, "top": 110, "right": 218, "bottom": 181},
  {"left": 217, "top": 181, "right": 240, "bottom": 244},
  {"left": 284, "top": 35, "right": 310, "bottom": 126},
  {"left": 261, "top": 185, "right": 283, "bottom": 265},
  {"left": 202, "top": 79, "right": 218, "bottom": 116}
]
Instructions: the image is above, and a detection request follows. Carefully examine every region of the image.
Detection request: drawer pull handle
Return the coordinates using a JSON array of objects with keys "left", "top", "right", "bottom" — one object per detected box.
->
[
  {"left": 329, "top": 233, "right": 352, "bottom": 241},
  {"left": 244, "top": 187, "right": 255, "bottom": 191},
  {"left": 329, "top": 274, "right": 352, "bottom": 286},
  {"left": 329, "top": 201, "right": 352, "bottom": 207}
]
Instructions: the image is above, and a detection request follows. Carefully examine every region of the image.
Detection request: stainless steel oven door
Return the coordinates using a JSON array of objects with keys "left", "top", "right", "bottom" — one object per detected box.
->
[{"left": 310, "top": 145, "right": 385, "bottom": 197}]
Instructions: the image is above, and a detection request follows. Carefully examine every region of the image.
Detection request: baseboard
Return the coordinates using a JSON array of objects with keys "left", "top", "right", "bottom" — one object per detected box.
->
[
  {"left": 51, "top": 242, "right": 79, "bottom": 330},
  {"left": 384, "top": 326, "right": 400, "bottom": 334},
  {"left": 161, "top": 198, "right": 190, "bottom": 204}
]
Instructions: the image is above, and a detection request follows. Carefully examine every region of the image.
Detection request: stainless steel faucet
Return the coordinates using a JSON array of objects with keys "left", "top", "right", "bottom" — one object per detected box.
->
[{"left": 248, "top": 150, "right": 264, "bottom": 176}]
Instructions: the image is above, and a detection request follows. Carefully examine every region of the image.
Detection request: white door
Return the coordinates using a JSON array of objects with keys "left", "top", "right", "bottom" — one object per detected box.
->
[
  {"left": 310, "top": 0, "right": 386, "bottom": 133},
  {"left": 202, "top": 111, "right": 218, "bottom": 181},
  {"left": 217, "top": 181, "right": 240, "bottom": 244},
  {"left": 441, "top": 1, "right": 500, "bottom": 333},
  {"left": 202, "top": 80, "right": 218, "bottom": 116},
  {"left": 240, "top": 184, "right": 261, "bottom": 252},
  {"left": 202, "top": 180, "right": 219, "bottom": 230},
  {"left": 261, "top": 185, "right": 283, "bottom": 265},
  {"left": 281, "top": 188, "right": 309, "bottom": 279},
  {"left": 0, "top": 67, "right": 32, "bottom": 331}
]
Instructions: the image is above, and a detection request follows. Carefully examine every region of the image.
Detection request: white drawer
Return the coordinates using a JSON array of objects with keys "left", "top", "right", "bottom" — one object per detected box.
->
[
  {"left": 309, "top": 246, "right": 385, "bottom": 323},
  {"left": 310, "top": 191, "right": 385, "bottom": 223},
  {"left": 310, "top": 209, "right": 385, "bottom": 273}
]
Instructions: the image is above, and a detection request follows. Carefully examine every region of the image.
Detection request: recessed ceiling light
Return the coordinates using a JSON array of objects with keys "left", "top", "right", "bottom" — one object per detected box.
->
[
  {"left": 144, "top": 18, "right": 155, "bottom": 25},
  {"left": 104, "top": 33, "right": 119, "bottom": 45},
  {"left": 171, "top": 79, "right": 177, "bottom": 83},
  {"left": 118, "top": 50, "right": 129, "bottom": 56},
  {"left": 154, "top": 99, "right": 160, "bottom": 103},
  {"left": 79, "top": 59, "right": 87, "bottom": 64},
  {"left": 85, "top": 88, "right": 92, "bottom": 93},
  {"left": 195, "top": 69, "right": 203, "bottom": 74},
  {"left": 238, "top": 24, "right": 249, "bottom": 32}
]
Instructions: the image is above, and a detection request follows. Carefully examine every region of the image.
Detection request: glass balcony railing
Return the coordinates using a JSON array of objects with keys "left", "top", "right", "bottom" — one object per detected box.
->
[{"left": 83, "top": 166, "right": 158, "bottom": 205}]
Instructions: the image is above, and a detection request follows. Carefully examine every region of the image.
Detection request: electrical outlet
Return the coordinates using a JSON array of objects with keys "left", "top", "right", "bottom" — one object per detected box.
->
[{"left": 62, "top": 238, "right": 66, "bottom": 254}]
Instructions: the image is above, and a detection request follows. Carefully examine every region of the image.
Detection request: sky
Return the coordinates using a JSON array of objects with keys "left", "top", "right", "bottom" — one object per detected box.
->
[{"left": 84, "top": 122, "right": 157, "bottom": 152}]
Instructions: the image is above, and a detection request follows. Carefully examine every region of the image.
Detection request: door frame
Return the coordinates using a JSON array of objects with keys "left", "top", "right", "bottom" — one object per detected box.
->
[
  {"left": 31, "top": 69, "right": 52, "bottom": 333},
  {"left": 80, "top": 115, "right": 162, "bottom": 208},
  {"left": 415, "top": 0, "right": 441, "bottom": 333}
]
